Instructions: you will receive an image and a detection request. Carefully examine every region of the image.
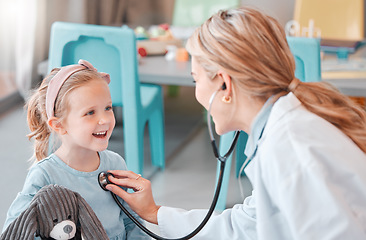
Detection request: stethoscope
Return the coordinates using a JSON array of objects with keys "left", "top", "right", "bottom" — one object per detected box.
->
[{"left": 98, "top": 86, "right": 240, "bottom": 240}]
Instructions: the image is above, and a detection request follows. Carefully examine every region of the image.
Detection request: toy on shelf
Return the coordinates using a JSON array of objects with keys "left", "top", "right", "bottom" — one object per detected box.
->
[{"left": 135, "top": 24, "right": 183, "bottom": 56}]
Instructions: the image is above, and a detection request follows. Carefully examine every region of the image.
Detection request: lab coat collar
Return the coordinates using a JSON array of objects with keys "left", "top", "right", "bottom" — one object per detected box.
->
[
  {"left": 244, "top": 93, "right": 302, "bottom": 158},
  {"left": 244, "top": 96, "right": 275, "bottom": 158}
]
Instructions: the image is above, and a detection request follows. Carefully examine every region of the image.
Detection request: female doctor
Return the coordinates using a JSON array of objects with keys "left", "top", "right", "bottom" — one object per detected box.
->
[{"left": 106, "top": 7, "right": 366, "bottom": 239}]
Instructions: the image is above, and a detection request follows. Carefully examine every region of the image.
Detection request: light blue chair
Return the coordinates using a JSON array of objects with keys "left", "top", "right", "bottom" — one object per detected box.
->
[
  {"left": 215, "top": 37, "right": 321, "bottom": 211},
  {"left": 48, "top": 22, "right": 165, "bottom": 175},
  {"left": 287, "top": 37, "right": 322, "bottom": 82}
]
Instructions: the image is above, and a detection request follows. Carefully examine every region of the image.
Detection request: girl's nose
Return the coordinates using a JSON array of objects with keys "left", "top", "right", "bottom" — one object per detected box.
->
[{"left": 98, "top": 115, "right": 110, "bottom": 125}]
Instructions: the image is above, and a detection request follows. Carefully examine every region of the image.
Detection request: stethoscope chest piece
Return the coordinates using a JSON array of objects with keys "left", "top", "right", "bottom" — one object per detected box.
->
[{"left": 98, "top": 171, "right": 114, "bottom": 191}]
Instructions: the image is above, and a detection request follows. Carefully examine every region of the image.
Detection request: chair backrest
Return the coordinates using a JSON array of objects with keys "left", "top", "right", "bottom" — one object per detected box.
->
[
  {"left": 172, "top": 0, "right": 239, "bottom": 27},
  {"left": 48, "top": 22, "right": 140, "bottom": 109},
  {"left": 293, "top": 0, "right": 364, "bottom": 41},
  {"left": 287, "top": 36, "right": 321, "bottom": 82}
]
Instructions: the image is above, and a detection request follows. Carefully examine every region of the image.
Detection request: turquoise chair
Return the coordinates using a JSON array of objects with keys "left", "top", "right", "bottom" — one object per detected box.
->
[
  {"left": 48, "top": 22, "right": 165, "bottom": 175},
  {"left": 215, "top": 37, "right": 321, "bottom": 211},
  {"left": 287, "top": 37, "right": 322, "bottom": 82}
]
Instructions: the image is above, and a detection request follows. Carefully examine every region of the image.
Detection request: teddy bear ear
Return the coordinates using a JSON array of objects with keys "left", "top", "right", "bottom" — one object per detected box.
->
[
  {"left": 74, "top": 192, "right": 109, "bottom": 239},
  {"left": 0, "top": 201, "right": 39, "bottom": 240}
]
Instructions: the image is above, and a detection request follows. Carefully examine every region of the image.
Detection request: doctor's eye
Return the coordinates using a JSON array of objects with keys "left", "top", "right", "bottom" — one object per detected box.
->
[
  {"left": 105, "top": 106, "right": 112, "bottom": 111},
  {"left": 53, "top": 218, "right": 58, "bottom": 223}
]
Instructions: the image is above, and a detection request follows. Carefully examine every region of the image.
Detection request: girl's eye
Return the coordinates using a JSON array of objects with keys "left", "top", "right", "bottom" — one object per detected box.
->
[
  {"left": 86, "top": 110, "right": 95, "bottom": 116},
  {"left": 105, "top": 106, "right": 112, "bottom": 111}
]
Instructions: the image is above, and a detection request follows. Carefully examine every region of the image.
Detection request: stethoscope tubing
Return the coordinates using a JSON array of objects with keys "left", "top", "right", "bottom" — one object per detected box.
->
[{"left": 109, "top": 160, "right": 227, "bottom": 240}]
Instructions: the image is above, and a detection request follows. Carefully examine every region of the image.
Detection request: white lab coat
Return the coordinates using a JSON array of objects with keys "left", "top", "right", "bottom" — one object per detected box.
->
[{"left": 157, "top": 93, "right": 366, "bottom": 239}]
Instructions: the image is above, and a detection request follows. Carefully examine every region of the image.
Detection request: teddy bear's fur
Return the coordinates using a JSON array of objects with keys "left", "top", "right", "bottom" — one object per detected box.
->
[{"left": 1, "top": 185, "right": 109, "bottom": 240}]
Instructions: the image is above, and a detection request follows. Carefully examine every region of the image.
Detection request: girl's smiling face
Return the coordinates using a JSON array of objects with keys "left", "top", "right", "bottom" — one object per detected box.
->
[{"left": 61, "top": 78, "right": 115, "bottom": 153}]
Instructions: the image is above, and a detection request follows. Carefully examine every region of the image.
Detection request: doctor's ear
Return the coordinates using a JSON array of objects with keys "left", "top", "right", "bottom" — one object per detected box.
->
[
  {"left": 216, "top": 71, "right": 232, "bottom": 92},
  {"left": 48, "top": 117, "right": 67, "bottom": 135}
]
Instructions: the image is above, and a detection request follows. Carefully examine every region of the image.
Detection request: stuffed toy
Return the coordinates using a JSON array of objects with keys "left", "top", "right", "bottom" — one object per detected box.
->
[{"left": 1, "top": 185, "right": 109, "bottom": 240}]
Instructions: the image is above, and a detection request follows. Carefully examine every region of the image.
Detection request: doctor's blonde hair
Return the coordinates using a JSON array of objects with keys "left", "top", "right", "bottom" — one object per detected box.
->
[{"left": 186, "top": 6, "right": 366, "bottom": 153}]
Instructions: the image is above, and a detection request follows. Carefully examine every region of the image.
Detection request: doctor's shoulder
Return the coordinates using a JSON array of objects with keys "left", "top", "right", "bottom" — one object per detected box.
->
[{"left": 258, "top": 106, "right": 336, "bottom": 165}]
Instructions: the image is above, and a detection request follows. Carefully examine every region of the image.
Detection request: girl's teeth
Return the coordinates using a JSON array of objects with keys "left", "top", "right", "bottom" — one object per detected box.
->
[{"left": 93, "top": 131, "right": 107, "bottom": 137}]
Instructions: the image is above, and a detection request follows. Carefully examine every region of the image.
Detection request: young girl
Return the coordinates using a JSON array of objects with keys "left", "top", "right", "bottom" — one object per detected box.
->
[{"left": 2, "top": 60, "right": 148, "bottom": 239}]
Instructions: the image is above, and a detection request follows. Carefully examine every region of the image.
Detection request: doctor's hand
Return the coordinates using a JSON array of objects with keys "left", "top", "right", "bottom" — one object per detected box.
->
[{"left": 106, "top": 170, "right": 160, "bottom": 224}]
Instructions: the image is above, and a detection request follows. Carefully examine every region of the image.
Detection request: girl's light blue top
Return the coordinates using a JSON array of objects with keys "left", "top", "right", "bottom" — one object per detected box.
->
[{"left": 3, "top": 150, "right": 149, "bottom": 239}]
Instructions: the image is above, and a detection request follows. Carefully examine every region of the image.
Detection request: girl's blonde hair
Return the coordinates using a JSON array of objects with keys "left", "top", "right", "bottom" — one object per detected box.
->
[
  {"left": 186, "top": 6, "right": 366, "bottom": 153},
  {"left": 26, "top": 68, "right": 105, "bottom": 163}
]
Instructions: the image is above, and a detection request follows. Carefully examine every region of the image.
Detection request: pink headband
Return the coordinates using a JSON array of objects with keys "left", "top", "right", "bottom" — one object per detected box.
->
[{"left": 45, "top": 59, "right": 110, "bottom": 119}]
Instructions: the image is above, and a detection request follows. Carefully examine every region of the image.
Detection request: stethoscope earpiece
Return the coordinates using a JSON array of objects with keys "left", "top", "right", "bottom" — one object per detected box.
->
[
  {"left": 221, "top": 82, "right": 227, "bottom": 90},
  {"left": 98, "top": 171, "right": 114, "bottom": 191}
]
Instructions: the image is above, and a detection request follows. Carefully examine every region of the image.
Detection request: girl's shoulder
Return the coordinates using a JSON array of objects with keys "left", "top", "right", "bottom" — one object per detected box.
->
[
  {"left": 29, "top": 154, "right": 59, "bottom": 172},
  {"left": 28, "top": 154, "right": 68, "bottom": 177}
]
